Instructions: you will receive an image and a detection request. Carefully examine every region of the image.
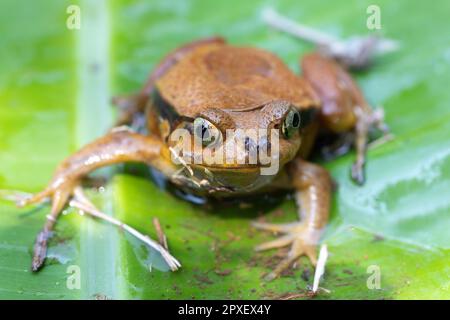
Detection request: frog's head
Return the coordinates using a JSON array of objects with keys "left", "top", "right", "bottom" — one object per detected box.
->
[{"left": 167, "top": 100, "right": 317, "bottom": 194}]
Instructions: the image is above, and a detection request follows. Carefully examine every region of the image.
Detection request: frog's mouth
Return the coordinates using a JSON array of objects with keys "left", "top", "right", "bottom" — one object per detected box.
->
[
  {"left": 167, "top": 138, "right": 296, "bottom": 194},
  {"left": 170, "top": 162, "right": 279, "bottom": 195}
]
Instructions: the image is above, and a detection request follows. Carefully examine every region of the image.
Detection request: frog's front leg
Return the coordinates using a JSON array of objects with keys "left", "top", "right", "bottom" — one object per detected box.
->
[
  {"left": 18, "top": 129, "right": 176, "bottom": 271},
  {"left": 302, "top": 52, "right": 386, "bottom": 184},
  {"left": 252, "top": 158, "right": 331, "bottom": 281}
]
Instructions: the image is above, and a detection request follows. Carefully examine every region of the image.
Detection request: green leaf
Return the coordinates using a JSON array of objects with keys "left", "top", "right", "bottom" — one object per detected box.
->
[{"left": 0, "top": 0, "right": 449, "bottom": 299}]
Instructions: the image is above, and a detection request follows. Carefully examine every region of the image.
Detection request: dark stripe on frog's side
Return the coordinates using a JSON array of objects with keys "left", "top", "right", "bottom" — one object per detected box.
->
[
  {"left": 299, "top": 107, "right": 318, "bottom": 130},
  {"left": 297, "top": 107, "right": 320, "bottom": 159},
  {"left": 151, "top": 88, "right": 182, "bottom": 124}
]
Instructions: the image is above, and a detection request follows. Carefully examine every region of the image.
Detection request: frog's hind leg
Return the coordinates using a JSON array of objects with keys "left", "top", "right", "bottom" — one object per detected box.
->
[
  {"left": 252, "top": 159, "right": 331, "bottom": 281},
  {"left": 317, "top": 131, "right": 355, "bottom": 161},
  {"left": 301, "top": 52, "right": 387, "bottom": 184},
  {"left": 17, "top": 130, "right": 176, "bottom": 271}
]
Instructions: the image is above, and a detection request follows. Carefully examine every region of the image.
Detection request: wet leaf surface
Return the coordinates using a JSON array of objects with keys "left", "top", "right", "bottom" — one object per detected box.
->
[{"left": 0, "top": 0, "right": 449, "bottom": 299}]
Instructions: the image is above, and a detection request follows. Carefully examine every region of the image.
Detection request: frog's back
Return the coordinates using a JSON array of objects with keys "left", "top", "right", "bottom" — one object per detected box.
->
[{"left": 155, "top": 43, "right": 319, "bottom": 118}]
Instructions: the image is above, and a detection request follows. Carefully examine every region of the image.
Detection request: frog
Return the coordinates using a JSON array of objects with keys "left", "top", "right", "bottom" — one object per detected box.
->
[{"left": 18, "top": 37, "right": 384, "bottom": 281}]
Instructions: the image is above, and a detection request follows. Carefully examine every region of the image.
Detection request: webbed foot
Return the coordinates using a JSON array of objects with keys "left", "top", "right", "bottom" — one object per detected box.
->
[
  {"left": 352, "top": 106, "right": 389, "bottom": 185},
  {"left": 252, "top": 221, "right": 321, "bottom": 281}
]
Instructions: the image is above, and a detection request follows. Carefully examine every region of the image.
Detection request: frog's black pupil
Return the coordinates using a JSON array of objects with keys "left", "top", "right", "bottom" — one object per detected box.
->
[
  {"left": 292, "top": 112, "right": 300, "bottom": 128},
  {"left": 244, "top": 137, "right": 250, "bottom": 151},
  {"left": 201, "top": 126, "right": 209, "bottom": 139}
]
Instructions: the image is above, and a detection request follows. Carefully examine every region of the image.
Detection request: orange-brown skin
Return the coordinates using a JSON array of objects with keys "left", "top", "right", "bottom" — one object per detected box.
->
[{"left": 20, "top": 38, "right": 380, "bottom": 280}]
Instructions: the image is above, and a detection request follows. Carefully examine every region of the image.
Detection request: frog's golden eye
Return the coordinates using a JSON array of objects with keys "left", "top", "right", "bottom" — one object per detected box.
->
[
  {"left": 193, "top": 117, "right": 222, "bottom": 147},
  {"left": 281, "top": 108, "right": 301, "bottom": 139}
]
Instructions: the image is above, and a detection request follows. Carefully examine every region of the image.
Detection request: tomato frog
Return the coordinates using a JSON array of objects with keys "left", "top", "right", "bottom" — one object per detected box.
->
[{"left": 17, "top": 37, "right": 385, "bottom": 280}]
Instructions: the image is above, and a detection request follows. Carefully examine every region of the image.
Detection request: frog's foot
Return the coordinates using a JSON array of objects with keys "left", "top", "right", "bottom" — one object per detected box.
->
[
  {"left": 320, "top": 132, "right": 355, "bottom": 161},
  {"left": 112, "top": 93, "right": 147, "bottom": 127},
  {"left": 252, "top": 221, "right": 321, "bottom": 281},
  {"left": 16, "top": 181, "right": 74, "bottom": 209},
  {"left": 352, "top": 106, "right": 389, "bottom": 185},
  {"left": 16, "top": 180, "right": 78, "bottom": 272}
]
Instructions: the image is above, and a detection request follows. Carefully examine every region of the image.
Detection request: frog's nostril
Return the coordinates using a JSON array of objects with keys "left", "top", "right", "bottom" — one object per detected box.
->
[
  {"left": 257, "top": 136, "right": 271, "bottom": 152},
  {"left": 242, "top": 136, "right": 271, "bottom": 163},
  {"left": 244, "top": 137, "right": 257, "bottom": 153},
  {"left": 244, "top": 137, "right": 259, "bottom": 164}
]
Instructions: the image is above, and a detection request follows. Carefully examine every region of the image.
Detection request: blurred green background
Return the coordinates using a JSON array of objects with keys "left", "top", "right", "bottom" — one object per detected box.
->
[{"left": 0, "top": 0, "right": 449, "bottom": 299}]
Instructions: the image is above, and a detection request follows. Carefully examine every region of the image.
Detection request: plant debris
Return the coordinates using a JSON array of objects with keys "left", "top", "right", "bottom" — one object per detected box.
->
[
  {"left": 152, "top": 217, "right": 168, "bottom": 250},
  {"left": 214, "top": 269, "right": 232, "bottom": 276},
  {"left": 70, "top": 187, "right": 180, "bottom": 271},
  {"left": 312, "top": 244, "right": 328, "bottom": 294},
  {"left": 262, "top": 7, "right": 399, "bottom": 69}
]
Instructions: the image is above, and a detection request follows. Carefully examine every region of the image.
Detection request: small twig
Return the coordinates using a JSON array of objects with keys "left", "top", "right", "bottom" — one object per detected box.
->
[
  {"left": 318, "top": 287, "right": 331, "bottom": 294},
  {"left": 152, "top": 217, "right": 168, "bottom": 250},
  {"left": 71, "top": 187, "right": 180, "bottom": 271},
  {"left": 262, "top": 8, "right": 399, "bottom": 69},
  {"left": 279, "top": 293, "right": 309, "bottom": 300},
  {"left": 312, "top": 244, "right": 328, "bottom": 294},
  {"left": 262, "top": 7, "right": 336, "bottom": 46}
]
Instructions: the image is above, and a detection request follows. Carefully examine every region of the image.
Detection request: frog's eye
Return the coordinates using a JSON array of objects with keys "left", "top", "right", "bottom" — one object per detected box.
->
[
  {"left": 193, "top": 117, "right": 222, "bottom": 147},
  {"left": 281, "top": 108, "right": 301, "bottom": 139}
]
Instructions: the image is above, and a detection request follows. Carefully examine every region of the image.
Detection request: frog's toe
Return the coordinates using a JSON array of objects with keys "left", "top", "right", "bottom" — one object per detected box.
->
[
  {"left": 22, "top": 181, "right": 78, "bottom": 272},
  {"left": 255, "top": 235, "right": 293, "bottom": 251},
  {"left": 16, "top": 188, "right": 52, "bottom": 207},
  {"left": 291, "top": 238, "right": 318, "bottom": 266},
  {"left": 351, "top": 161, "right": 365, "bottom": 185},
  {"left": 263, "top": 237, "right": 318, "bottom": 281},
  {"left": 253, "top": 221, "right": 320, "bottom": 281},
  {"left": 251, "top": 221, "right": 297, "bottom": 233}
]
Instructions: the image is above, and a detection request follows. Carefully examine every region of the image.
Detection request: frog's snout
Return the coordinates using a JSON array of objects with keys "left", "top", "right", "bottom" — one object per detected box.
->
[{"left": 244, "top": 135, "right": 271, "bottom": 153}]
